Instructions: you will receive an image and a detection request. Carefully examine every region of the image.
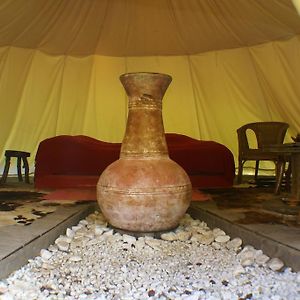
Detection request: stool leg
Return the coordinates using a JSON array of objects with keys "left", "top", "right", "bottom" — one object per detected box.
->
[
  {"left": 17, "top": 157, "right": 23, "bottom": 182},
  {"left": 1, "top": 156, "right": 11, "bottom": 184},
  {"left": 22, "top": 157, "right": 30, "bottom": 184}
]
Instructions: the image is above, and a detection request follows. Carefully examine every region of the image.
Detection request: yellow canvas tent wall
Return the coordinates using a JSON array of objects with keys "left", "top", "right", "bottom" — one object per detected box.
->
[{"left": 0, "top": 0, "right": 300, "bottom": 175}]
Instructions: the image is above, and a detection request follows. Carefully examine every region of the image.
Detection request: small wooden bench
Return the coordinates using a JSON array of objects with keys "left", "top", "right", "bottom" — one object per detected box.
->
[{"left": 1, "top": 150, "right": 30, "bottom": 184}]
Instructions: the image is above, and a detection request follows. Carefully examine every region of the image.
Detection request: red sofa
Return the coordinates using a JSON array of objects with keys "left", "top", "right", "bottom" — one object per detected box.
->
[{"left": 34, "top": 133, "right": 235, "bottom": 190}]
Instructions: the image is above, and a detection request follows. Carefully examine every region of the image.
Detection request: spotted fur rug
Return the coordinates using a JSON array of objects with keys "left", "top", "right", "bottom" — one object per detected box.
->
[
  {"left": 0, "top": 191, "right": 58, "bottom": 227},
  {"left": 200, "top": 186, "right": 299, "bottom": 227}
]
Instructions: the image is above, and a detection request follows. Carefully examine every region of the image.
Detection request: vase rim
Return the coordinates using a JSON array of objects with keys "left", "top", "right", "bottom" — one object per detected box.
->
[{"left": 120, "top": 72, "right": 172, "bottom": 80}]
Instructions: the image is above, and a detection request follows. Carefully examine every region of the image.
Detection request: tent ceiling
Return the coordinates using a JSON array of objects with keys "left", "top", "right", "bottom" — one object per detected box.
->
[{"left": 0, "top": 0, "right": 300, "bottom": 56}]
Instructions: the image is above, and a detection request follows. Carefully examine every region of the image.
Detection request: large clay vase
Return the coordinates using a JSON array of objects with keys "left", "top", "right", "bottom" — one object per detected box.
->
[{"left": 97, "top": 72, "right": 192, "bottom": 232}]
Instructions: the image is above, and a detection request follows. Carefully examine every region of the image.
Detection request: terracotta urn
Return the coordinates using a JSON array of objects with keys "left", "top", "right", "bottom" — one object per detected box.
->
[{"left": 97, "top": 72, "right": 192, "bottom": 232}]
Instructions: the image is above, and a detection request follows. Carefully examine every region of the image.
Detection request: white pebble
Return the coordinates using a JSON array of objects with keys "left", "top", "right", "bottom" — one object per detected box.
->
[
  {"left": 255, "top": 253, "right": 270, "bottom": 265},
  {"left": 226, "top": 237, "right": 242, "bottom": 250},
  {"left": 79, "top": 219, "right": 88, "bottom": 226},
  {"left": 66, "top": 228, "right": 75, "bottom": 238},
  {"left": 175, "top": 231, "right": 191, "bottom": 241},
  {"left": 267, "top": 258, "right": 284, "bottom": 271},
  {"left": 161, "top": 232, "right": 177, "bottom": 241},
  {"left": 48, "top": 244, "right": 58, "bottom": 252},
  {"left": 103, "top": 229, "right": 114, "bottom": 236},
  {"left": 241, "top": 245, "right": 255, "bottom": 253},
  {"left": 56, "top": 240, "right": 70, "bottom": 252},
  {"left": 72, "top": 225, "right": 82, "bottom": 231},
  {"left": 40, "top": 249, "right": 52, "bottom": 260},
  {"left": 239, "top": 249, "right": 255, "bottom": 266},
  {"left": 199, "top": 234, "right": 215, "bottom": 245},
  {"left": 94, "top": 226, "right": 104, "bottom": 235},
  {"left": 69, "top": 255, "right": 82, "bottom": 262},
  {"left": 212, "top": 228, "right": 226, "bottom": 237},
  {"left": 145, "top": 238, "right": 161, "bottom": 250},
  {"left": 233, "top": 264, "right": 246, "bottom": 276},
  {"left": 215, "top": 235, "right": 230, "bottom": 243},
  {"left": 122, "top": 234, "right": 136, "bottom": 244},
  {"left": 55, "top": 235, "right": 72, "bottom": 244},
  {"left": 211, "top": 242, "right": 221, "bottom": 250},
  {"left": 241, "top": 257, "right": 254, "bottom": 267}
]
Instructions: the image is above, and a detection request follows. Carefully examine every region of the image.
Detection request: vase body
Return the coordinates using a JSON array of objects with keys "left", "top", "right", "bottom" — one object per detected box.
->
[{"left": 97, "top": 72, "right": 192, "bottom": 232}]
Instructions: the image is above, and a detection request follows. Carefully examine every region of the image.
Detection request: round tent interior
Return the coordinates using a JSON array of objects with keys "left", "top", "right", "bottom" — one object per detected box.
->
[{"left": 0, "top": 0, "right": 300, "bottom": 176}]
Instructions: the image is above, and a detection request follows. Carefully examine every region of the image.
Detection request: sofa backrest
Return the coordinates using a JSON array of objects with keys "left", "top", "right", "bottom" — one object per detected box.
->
[
  {"left": 166, "top": 133, "right": 234, "bottom": 175},
  {"left": 35, "top": 135, "right": 121, "bottom": 176},
  {"left": 35, "top": 133, "right": 235, "bottom": 178}
]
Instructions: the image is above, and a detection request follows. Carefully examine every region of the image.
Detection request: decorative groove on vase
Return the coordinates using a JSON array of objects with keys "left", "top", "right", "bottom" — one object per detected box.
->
[
  {"left": 129, "top": 105, "right": 162, "bottom": 110},
  {"left": 129, "top": 98, "right": 162, "bottom": 110},
  {"left": 98, "top": 184, "right": 192, "bottom": 195},
  {"left": 120, "top": 151, "right": 169, "bottom": 158}
]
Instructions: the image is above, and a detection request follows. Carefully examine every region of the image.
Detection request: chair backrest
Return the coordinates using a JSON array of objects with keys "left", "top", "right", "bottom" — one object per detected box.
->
[{"left": 237, "top": 122, "right": 289, "bottom": 155}]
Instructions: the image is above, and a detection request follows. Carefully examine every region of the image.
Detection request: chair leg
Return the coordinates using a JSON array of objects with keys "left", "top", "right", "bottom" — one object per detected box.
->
[
  {"left": 237, "top": 160, "right": 244, "bottom": 184},
  {"left": 254, "top": 160, "right": 259, "bottom": 182}
]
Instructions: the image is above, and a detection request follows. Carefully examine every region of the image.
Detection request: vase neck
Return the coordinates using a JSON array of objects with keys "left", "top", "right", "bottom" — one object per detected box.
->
[
  {"left": 120, "top": 96, "right": 168, "bottom": 158},
  {"left": 119, "top": 72, "right": 172, "bottom": 158}
]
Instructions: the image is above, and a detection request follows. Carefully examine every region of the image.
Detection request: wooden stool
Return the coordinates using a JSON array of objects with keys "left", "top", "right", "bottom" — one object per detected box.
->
[{"left": 1, "top": 150, "right": 30, "bottom": 184}]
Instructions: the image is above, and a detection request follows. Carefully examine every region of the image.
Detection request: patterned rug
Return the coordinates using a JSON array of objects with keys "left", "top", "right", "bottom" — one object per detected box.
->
[
  {"left": 200, "top": 186, "right": 300, "bottom": 227},
  {"left": 0, "top": 191, "right": 58, "bottom": 227}
]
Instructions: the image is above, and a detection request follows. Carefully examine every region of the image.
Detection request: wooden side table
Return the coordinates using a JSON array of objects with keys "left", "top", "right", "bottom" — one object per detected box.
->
[
  {"left": 264, "top": 143, "right": 300, "bottom": 206},
  {"left": 0, "top": 150, "right": 31, "bottom": 184}
]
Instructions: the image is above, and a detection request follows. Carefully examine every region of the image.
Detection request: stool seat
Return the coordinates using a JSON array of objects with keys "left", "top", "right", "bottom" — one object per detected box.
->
[
  {"left": 4, "top": 150, "right": 30, "bottom": 158},
  {"left": 1, "top": 150, "right": 31, "bottom": 184}
]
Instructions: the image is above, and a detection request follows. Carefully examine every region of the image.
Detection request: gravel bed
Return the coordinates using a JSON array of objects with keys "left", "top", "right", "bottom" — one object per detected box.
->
[{"left": 0, "top": 212, "right": 299, "bottom": 300}]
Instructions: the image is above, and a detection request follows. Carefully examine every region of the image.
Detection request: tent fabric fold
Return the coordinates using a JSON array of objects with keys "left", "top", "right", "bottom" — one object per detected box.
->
[{"left": 1, "top": 0, "right": 300, "bottom": 56}]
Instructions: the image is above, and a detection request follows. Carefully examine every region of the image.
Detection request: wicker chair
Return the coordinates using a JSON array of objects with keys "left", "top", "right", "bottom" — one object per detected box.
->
[{"left": 237, "top": 122, "right": 289, "bottom": 191}]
